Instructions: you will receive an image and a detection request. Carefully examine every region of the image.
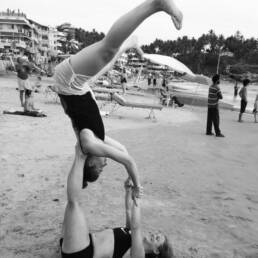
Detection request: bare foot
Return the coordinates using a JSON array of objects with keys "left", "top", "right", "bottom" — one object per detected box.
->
[{"left": 156, "top": 0, "right": 183, "bottom": 30}]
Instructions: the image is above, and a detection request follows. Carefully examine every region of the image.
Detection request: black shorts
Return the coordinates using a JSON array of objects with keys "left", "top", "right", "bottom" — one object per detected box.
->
[
  {"left": 59, "top": 92, "right": 105, "bottom": 140},
  {"left": 240, "top": 99, "right": 247, "bottom": 113},
  {"left": 60, "top": 234, "right": 93, "bottom": 258}
]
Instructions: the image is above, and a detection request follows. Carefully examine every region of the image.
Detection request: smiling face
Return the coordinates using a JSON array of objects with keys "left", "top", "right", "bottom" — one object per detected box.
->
[{"left": 144, "top": 232, "right": 166, "bottom": 254}]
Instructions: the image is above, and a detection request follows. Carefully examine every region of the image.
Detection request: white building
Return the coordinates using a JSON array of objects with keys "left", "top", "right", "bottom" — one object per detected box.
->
[{"left": 0, "top": 9, "right": 33, "bottom": 56}]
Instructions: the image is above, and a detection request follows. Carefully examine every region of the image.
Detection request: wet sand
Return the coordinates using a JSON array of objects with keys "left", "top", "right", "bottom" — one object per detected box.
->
[{"left": 0, "top": 75, "right": 258, "bottom": 258}]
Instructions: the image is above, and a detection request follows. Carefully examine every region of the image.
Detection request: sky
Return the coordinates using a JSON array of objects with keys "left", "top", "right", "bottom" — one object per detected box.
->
[{"left": 2, "top": 0, "right": 258, "bottom": 45}]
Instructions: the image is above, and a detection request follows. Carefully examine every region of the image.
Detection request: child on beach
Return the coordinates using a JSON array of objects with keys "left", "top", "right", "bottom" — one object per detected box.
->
[
  {"left": 52, "top": 0, "right": 183, "bottom": 194},
  {"left": 253, "top": 93, "right": 258, "bottom": 123}
]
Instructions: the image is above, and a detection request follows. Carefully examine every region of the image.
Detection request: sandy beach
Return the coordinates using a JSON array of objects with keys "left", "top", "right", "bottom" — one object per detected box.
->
[{"left": 0, "top": 75, "right": 258, "bottom": 258}]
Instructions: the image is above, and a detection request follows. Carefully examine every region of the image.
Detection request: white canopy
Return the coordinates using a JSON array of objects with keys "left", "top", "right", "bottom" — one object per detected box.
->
[{"left": 143, "top": 53, "right": 195, "bottom": 76}]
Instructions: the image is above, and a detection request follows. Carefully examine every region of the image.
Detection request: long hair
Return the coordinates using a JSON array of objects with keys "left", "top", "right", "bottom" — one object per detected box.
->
[{"left": 82, "top": 156, "right": 100, "bottom": 188}]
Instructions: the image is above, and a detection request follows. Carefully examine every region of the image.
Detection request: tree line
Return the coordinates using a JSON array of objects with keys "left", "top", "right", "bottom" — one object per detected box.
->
[
  {"left": 141, "top": 30, "right": 258, "bottom": 76},
  {"left": 61, "top": 27, "right": 258, "bottom": 76}
]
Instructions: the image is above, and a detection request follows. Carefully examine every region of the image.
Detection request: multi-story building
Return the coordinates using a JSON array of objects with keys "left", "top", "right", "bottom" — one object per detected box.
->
[
  {"left": 0, "top": 9, "right": 69, "bottom": 62},
  {"left": 28, "top": 19, "right": 50, "bottom": 63},
  {"left": 0, "top": 9, "right": 33, "bottom": 56},
  {"left": 56, "top": 31, "right": 67, "bottom": 54}
]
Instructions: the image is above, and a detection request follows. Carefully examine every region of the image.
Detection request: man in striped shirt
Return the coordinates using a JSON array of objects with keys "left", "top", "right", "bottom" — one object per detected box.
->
[{"left": 206, "top": 74, "right": 225, "bottom": 137}]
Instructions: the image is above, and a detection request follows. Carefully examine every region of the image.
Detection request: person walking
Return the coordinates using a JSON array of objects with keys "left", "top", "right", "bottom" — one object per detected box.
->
[
  {"left": 206, "top": 74, "right": 225, "bottom": 137},
  {"left": 238, "top": 79, "right": 250, "bottom": 122}
]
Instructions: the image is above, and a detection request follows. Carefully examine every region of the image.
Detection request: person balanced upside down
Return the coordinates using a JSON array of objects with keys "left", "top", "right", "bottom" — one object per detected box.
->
[{"left": 52, "top": 0, "right": 183, "bottom": 196}]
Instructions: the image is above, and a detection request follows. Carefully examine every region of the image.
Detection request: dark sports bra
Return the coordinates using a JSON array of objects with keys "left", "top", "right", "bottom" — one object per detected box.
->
[
  {"left": 60, "top": 234, "right": 94, "bottom": 258},
  {"left": 59, "top": 227, "right": 131, "bottom": 258},
  {"left": 113, "top": 227, "right": 132, "bottom": 258}
]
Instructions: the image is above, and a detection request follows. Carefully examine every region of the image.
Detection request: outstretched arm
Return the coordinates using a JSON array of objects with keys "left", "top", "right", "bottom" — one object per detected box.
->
[
  {"left": 130, "top": 190, "right": 145, "bottom": 258},
  {"left": 124, "top": 178, "right": 133, "bottom": 229},
  {"left": 70, "top": 0, "right": 182, "bottom": 77},
  {"left": 62, "top": 143, "right": 90, "bottom": 254},
  {"left": 67, "top": 143, "right": 87, "bottom": 202}
]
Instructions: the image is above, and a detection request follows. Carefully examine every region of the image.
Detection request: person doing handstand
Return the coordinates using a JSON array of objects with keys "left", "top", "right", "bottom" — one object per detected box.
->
[
  {"left": 52, "top": 0, "right": 183, "bottom": 194},
  {"left": 60, "top": 144, "right": 174, "bottom": 258}
]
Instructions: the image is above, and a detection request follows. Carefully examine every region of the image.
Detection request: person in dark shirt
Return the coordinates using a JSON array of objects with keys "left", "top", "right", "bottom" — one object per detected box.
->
[
  {"left": 206, "top": 74, "right": 224, "bottom": 137},
  {"left": 15, "top": 57, "right": 31, "bottom": 107},
  {"left": 59, "top": 144, "right": 174, "bottom": 258}
]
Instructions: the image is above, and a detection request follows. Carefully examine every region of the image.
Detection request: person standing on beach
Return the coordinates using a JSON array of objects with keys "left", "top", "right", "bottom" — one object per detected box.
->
[
  {"left": 15, "top": 57, "right": 31, "bottom": 107},
  {"left": 206, "top": 74, "right": 225, "bottom": 137},
  {"left": 121, "top": 67, "right": 127, "bottom": 95},
  {"left": 52, "top": 0, "right": 183, "bottom": 192},
  {"left": 233, "top": 80, "right": 239, "bottom": 101},
  {"left": 238, "top": 79, "right": 250, "bottom": 122}
]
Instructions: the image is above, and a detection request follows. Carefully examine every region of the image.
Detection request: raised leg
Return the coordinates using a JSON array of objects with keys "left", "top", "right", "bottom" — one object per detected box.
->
[{"left": 70, "top": 0, "right": 183, "bottom": 76}]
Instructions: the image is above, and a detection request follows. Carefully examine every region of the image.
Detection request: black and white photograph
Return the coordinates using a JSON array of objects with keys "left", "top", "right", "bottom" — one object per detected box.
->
[{"left": 0, "top": 1, "right": 258, "bottom": 257}]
